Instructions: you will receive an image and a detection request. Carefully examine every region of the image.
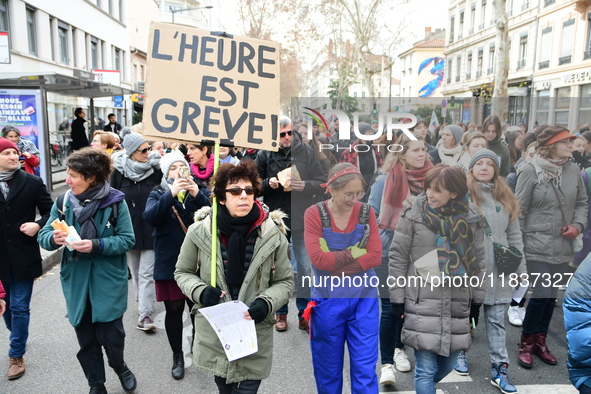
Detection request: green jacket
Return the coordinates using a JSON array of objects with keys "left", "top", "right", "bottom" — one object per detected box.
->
[
  {"left": 38, "top": 197, "right": 135, "bottom": 327},
  {"left": 174, "top": 206, "right": 293, "bottom": 384}
]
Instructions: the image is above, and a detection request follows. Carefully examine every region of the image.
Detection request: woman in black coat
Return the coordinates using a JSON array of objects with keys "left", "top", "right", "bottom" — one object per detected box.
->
[
  {"left": 144, "top": 153, "right": 210, "bottom": 379},
  {"left": 111, "top": 132, "right": 162, "bottom": 331}
]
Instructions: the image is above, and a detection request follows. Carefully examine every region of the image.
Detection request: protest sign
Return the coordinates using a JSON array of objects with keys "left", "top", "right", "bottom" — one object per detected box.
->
[{"left": 143, "top": 22, "right": 281, "bottom": 151}]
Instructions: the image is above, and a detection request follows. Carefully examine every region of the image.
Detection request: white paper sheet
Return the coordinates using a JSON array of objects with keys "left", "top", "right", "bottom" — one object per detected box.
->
[
  {"left": 65, "top": 226, "right": 82, "bottom": 251},
  {"left": 199, "top": 300, "right": 258, "bottom": 362},
  {"left": 512, "top": 280, "right": 529, "bottom": 303}
]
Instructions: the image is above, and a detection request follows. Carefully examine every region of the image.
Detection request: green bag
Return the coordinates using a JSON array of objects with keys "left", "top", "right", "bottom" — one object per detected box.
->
[{"left": 483, "top": 216, "right": 523, "bottom": 275}]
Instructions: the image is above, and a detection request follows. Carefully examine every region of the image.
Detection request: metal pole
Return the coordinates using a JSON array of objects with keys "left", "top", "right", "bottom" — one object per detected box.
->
[
  {"left": 89, "top": 98, "right": 95, "bottom": 143},
  {"left": 210, "top": 142, "right": 220, "bottom": 287}
]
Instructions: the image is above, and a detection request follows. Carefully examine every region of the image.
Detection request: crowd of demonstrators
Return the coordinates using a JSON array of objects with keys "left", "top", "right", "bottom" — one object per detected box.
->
[
  {"left": 112, "top": 132, "right": 162, "bottom": 331},
  {"left": 1, "top": 126, "right": 40, "bottom": 175},
  {"left": 90, "top": 131, "right": 116, "bottom": 155},
  {"left": 328, "top": 119, "right": 354, "bottom": 161},
  {"left": 143, "top": 153, "right": 210, "bottom": 380},
  {"left": 303, "top": 163, "right": 382, "bottom": 393},
  {"left": 151, "top": 141, "right": 166, "bottom": 157},
  {"left": 339, "top": 122, "right": 383, "bottom": 192},
  {"left": 456, "top": 131, "right": 487, "bottom": 173},
  {"left": 218, "top": 146, "right": 240, "bottom": 165},
  {"left": 428, "top": 124, "right": 463, "bottom": 166},
  {"left": 298, "top": 123, "right": 336, "bottom": 177},
  {"left": 458, "top": 149, "right": 525, "bottom": 393},
  {"left": 410, "top": 120, "right": 435, "bottom": 152},
  {"left": 388, "top": 165, "right": 486, "bottom": 394},
  {"left": 174, "top": 160, "right": 293, "bottom": 394},
  {"left": 38, "top": 148, "right": 137, "bottom": 394},
  {"left": 368, "top": 134, "right": 433, "bottom": 385}
]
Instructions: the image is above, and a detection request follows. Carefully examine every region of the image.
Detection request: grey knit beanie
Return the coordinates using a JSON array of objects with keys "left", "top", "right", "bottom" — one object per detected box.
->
[
  {"left": 469, "top": 148, "right": 500, "bottom": 170},
  {"left": 121, "top": 132, "right": 146, "bottom": 157},
  {"left": 160, "top": 153, "right": 189, "bottom": 179},
  {"left": 446, "top": 125, "right": 464, "bottom": 146}
]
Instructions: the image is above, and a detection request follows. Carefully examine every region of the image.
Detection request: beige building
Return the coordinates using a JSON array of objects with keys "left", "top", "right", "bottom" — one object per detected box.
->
[
  {"left": 399, "top": 28, "right": 446, "bottom": 112},
  {"left": 532, "top": 0, "right": 591, "bottom": 130}
]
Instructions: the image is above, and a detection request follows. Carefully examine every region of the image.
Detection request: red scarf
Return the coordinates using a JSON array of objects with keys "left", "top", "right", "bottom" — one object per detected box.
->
[{"left": 378, "top": 161, "right": 434, "bottom": 231}]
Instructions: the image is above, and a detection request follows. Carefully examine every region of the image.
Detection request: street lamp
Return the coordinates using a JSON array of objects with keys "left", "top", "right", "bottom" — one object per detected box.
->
[{"left": 170, "top": 5, "right": 213, "bottom": 24}]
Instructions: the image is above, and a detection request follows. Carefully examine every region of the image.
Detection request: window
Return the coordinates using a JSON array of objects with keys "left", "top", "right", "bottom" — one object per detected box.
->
[
  {"left": 456, "top": 55, "right": 461, "bottom": 81},
  {"left": 450, "top": 16, "right": 455, "bottom": 43},
  {"left": 555, "top": 87, "right": 571, "bottom": 127},
  {"left": 114, "top": 47, "right": 120, "bottom": 71},
  {"left": 459, "top": 11, "right": 464, "bottom": 38},
  {"left": 26, "top": 7, "right": 36, "bottom": 55},
  {"left": 522, "top": 0, "right": 529, "bottom": 11},
  {"left": 49, "top": 17, "right": 55, "bottom": 61},
  {"left": 536, "top": 89, "right": 550, "bottom": 125},
  {"left": 508, "top": 0, "right": 514, "bottom": 16},
  {"left": 353, "top": 91, "right": 357, "bottom": 97},
  {"left": 477, "top": 49, "right": 483, "bottom": 76},
  {"left": 58, "top": 22, "right": 68, "bottom": 64},
  {"left": 560, "top": 19, "right": 575, "bottom": 65},
  {"left": 448, "top": 58, "right": 453, "bottom": 83},
  {"left": 90, "top": 37, "right": 98, "bottom": 69},
  {"left": 467, "top": 52, "right": 473, "bottom": 79},
  {"left": 586, "top": 14, "right": 591, "bottom": 60},
  {"left": 539, "top": 27, "right": 552, "bottom": 68},
  {"left": 580, "top": 84, "right": 591, "bottom": 124},
  {"left": 119, "top": 0, "right": 123, "bottom": 22},
  {"left": 0, "top": 0, "right": 8, "bottom": 33},
  {"left": 109, "top": 0, "right": 113, "bottom": 15},
  {"left": 544, "top": 0, "right": 555, "bottom": 6},
  {"left": 489, "top": 45, "right": 495, "bottom": 74},
  {"left": 480, "top": 0, "right": 486, "bottom": 30},
  {"left": 362, "top": 91, "right": 365, "bottom": 98},
  {"left": 470, "top": 4, "right": 476, "bottom": 33},
  {"left": 518, "top": 34, "right": 527, "bottom": 68},
  {"left": 72, "top": 28, "right": 77, "bottom": 67}
]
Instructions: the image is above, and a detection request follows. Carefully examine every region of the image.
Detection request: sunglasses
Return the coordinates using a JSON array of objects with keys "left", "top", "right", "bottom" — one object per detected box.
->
[
  {"left": 225, "top": 187, "right": 255, "bottom": 196},
  {"left": 280, "top": 131, "right": 292, "bottom": 138},
  {"left": 136, "top": 146, "right": 151, "bottom": 154}
]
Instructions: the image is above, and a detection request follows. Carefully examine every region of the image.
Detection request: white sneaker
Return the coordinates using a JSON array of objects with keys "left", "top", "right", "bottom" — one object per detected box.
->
[
  {"left": 379, "top": 363, "right": 396, "bottom": 385},
  {"left": 507, "top": 306, "right": 522, "bottom": 327},
  {"left": 517, "top": 306, "right": 526, "bottom": 322},
  {"left": 394, "top": 348, "right": 411, "bottom": 372}
]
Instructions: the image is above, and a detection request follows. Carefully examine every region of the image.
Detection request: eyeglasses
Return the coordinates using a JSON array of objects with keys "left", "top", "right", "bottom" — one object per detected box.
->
[
  {"left": 225, "top": 187, "right": 255, "bottom": 196},
  {"left": 136, "top": 146, "right": 151, "bottom": 154},
  {"left": 339, "top": 190, "right": 365, "bottom": 201},
  {"left": 280, "top": 131, "right": 292, "bottom": 138}
]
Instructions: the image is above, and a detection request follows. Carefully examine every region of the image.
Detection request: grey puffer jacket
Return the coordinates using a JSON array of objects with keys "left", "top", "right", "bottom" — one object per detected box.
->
[
  {"left": 515, "top": 160, "right": 588, "bottom": 264},
  {"left": 475, "top": 182, "right": 526, "bottom": 305},
  {"left": 388, "top": 196, "right": 486, "bottom": 357}
]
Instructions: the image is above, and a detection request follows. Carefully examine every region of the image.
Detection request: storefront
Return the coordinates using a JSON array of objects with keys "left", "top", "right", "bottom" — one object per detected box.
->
[{"left": 0, "top": 72, "right": 135, "bottom": 190}]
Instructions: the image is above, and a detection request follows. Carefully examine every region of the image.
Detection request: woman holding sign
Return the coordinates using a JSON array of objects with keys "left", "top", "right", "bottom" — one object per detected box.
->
[
  {"left": 388, "top": 165, "right": 486, "bottom": 394},
  {"left": 174, "top": 160, "right": 293, "bottom": 394}
]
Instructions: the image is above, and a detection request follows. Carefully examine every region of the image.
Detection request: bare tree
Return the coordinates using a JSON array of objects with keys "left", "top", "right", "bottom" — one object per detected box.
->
[{"left": 492, "top": 0, "right": 509, "bottom": 119}]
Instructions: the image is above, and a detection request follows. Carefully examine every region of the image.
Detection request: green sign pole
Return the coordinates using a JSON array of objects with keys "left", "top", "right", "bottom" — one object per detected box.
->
[{"left": 210, "top": 143, "right": 220, "bottom": 287}]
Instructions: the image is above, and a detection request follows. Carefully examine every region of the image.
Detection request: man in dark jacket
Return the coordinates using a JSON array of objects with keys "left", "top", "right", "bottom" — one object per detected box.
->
[
  {"left": 70, "top": 107, "right": 89, "bottom": 151},
  {"left": 104, "top": 113, "right": 122, "bottom": 135},
  {"left": 255, "top": 116, "right": 325, "bottom": 331},
  {"left": 0, "top": 138, "right": 53, "bottom": 380}
]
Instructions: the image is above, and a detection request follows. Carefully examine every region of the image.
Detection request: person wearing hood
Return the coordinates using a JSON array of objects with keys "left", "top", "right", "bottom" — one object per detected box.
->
[
  {"left": 482, "top": 116, "right": 511, "bottom": 177},
  {"left": 339, "top": 122, "right": 383, "bottom": 191},
  {"left": 255, "top": 116, "right": 326, "bottom": 331},
  {"left": 174, "top": 160, "right": 293, "bottom": 393},
  {"left": 38, "top": 148, "right": 137, "bottom": 394},
  {"left": 111, "top": 132, "right": 162, "bottom": 331},
  {"left": 428, "top": 125, "right": 463, "bottom": 166},
  {"left": 144, "top": 153, "right": 210, "bottom": 380}
]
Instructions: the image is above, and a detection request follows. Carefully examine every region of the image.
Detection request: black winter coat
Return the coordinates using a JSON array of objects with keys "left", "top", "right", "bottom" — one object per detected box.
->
[
  {"left": 71, "top": 117, "right": 89, "bottom": 151},
  {"left": 144, "top": 187, "right": 210, "bottom": 280},
  {"left": 111, "top": 169, "right": 162, "bottom": 250},
  {"left": 255, "top": 146, "right": 291, "bottom": 229},
  {"left": 0, "top": 170, "right": 53, "bottom": 283}
]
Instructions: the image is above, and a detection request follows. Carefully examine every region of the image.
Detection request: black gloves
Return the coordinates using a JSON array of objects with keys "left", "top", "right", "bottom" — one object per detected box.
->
[
  {"left": 391, "top": 303, "right": 405, "bottom": 320},
  {"left": 200, "top": 286, "right": 222, "bottom": 307},
  {"left": 248, "top": 299, "right": 269, "bottom": 324}
]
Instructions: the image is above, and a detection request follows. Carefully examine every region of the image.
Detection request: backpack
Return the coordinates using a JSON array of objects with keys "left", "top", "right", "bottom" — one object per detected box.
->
[
  {"left": 315, "top": 201, "right": 371, "bottom": 248},
  {"left": 56, "top": 191, "right": 119, "bottom": 232}
]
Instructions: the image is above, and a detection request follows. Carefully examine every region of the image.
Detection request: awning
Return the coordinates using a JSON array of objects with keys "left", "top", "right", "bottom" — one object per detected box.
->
[{"left": 0, "top": 72, "right": 136, "bottom": 98}]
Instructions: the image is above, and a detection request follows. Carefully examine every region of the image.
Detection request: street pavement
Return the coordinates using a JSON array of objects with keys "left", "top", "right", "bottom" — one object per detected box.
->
[{"left": 0, "top": 264, "right": 579, "bottom": 393}]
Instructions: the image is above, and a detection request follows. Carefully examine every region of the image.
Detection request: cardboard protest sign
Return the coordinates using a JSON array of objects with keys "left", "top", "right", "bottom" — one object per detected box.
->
[{"left": 143, "top": 22, "right": 281, "bottom": 151}]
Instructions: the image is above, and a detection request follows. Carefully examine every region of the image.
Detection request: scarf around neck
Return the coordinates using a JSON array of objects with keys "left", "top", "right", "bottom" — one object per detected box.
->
[
  {"left": 419, "top": 193, "right": 478, "bottom": 277},
  {"left": 114, "top": 151, "right": 161, "bottom": 182},
  {"left": 217, "top": 202, "right": 262, "bottom": 288},
  {"left": 69, "top": 181, "right": 111, "bottom": 239},
  {"left": 532, "top": 154, "right": 568, "bottom": 187},
  {"left": 379, "top": 160, "right": 433, "bottom": 231},
  {"left": 0, "top": 166, "right": 20, "bottom": 199},
  {"left": 437, "top": 143, "right": 463, "bottom": 165},
  {"left": 191, "top": 154, "right": 215, "bottom": 180}
]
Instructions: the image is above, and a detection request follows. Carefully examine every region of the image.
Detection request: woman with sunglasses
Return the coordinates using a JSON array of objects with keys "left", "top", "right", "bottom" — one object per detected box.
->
[
  {"left": 112, "top": 132, "right": 162, "bottom": 331},
  {"left": 175, "top": 160, "right": 293, "bottom": 394},
  {"left": 144, "top": 153, "right": 210, "bottom": 380},
  {"left": 303, "top": 163, "right": 382, "bottom": 393}
]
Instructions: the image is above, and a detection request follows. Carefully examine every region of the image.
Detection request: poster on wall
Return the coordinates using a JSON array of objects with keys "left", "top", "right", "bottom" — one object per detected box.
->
[{"left": 0, "top": 89, "right": 47, "bottom": 185}]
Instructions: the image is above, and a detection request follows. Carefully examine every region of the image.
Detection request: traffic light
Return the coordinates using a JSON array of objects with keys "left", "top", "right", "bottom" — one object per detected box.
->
[
  {"left": 372, "top": 103, "right": 377, "bottom": 115},
  {"left": 450, "top": 96, "right": 456, "bottom": 106}
]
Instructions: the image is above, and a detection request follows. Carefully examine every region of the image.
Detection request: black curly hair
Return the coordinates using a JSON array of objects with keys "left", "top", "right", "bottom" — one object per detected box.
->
[{"left": 66, "top": 147, "right": 113, "bottom": 184}]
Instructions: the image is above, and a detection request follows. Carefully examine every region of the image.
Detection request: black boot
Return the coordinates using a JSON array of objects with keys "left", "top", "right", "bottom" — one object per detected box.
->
[
  {"left": 114, "top": 363, "right": 137, "bottom": 393},
  {"left": 171, "top": 352, "right": 185, "bottom": 380},
  {"left": 89, "top": 383, "right": 108, "bottom": 394}
]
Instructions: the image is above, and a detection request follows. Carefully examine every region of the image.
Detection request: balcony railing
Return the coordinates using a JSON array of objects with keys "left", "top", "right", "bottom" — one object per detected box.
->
[
  {"left": 517, "top": 59, "right": 526, "bottom": 69},
  {"left": 455, "top": 76, "right": 460, "bottom": 82},
  {"left": 466, "top": 73, "right": 472, "bottom": 80},
  {"left": 559, "top": 55, "right": 572, "bottom": 65},
  {"left": 544, "top": 0, "right": 555, "bottom": 6},
  {"left": 585, "top": 51, "right": 591, "bottom": 60},
  {"left": 539, "top": 60, "right": 550, "bottom": 69},
  {"left": 476, "top": 70, "right": 482, "bottom": 77}
]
